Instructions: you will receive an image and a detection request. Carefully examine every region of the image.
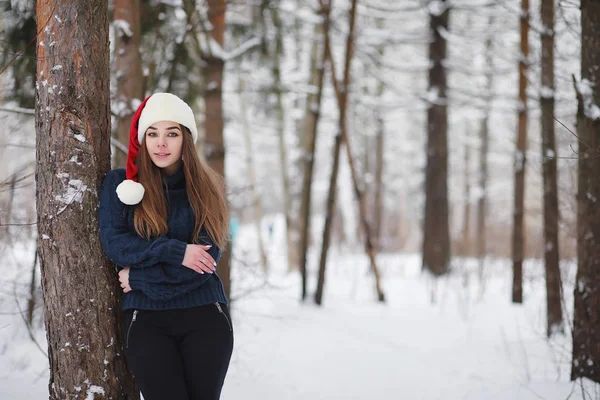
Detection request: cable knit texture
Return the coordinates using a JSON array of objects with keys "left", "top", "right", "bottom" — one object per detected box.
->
[{"left": 99, "top": 167, "right": 228, "bottom": 310}]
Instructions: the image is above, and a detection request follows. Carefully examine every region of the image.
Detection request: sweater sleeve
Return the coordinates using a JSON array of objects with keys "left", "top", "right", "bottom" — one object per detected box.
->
[
  {"left": 99, "top": 170, "right": 187, "bottom": 269},
  {"left": 127, "top": 244, "right": 222, "bottom": 301},
  {"left": 127, "top": 264, "right": 211, "bottom": 301}
]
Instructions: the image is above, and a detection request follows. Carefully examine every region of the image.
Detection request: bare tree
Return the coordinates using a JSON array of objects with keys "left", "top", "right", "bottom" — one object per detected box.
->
[
  {"left": 35, "top": 1, "right": 137, "bottom": 398},
  {"left": 511, "top": 0, "right": 530, "bottom": 304},
  {"left": 269, "top": 2, "right": 297, "bottom": 273},
  {"left": 372, "top": 17, "right": 386, "bottom": 250},
  {"left": 571, "top": 0, "right": 600, "bottom": 383},
  {"left": 476, "top": 15, "right": 494, "bottom": 280},
  {"left": 202, "top": 0, "right": 231, "bottom": 298},
  {"left": 315, "top": 0, "right": 385, "bottom": 305},
  {"left": 422, "top": 0, "right": 450, "bottom": 276},
  {"left": 540, "top": 0, "right": 562, "bottom": 336},
  {"left": 239, "top": 77, "right": 269, "bottom": 271},
  {"left": 298, "top": 1, "right": 331, "bottom": 300},
  {"left": 461, "top": 139, "right": 471, "bottom": 255},
  {"left": 113, "top": 0, "right": 143, "bottom": 168}
]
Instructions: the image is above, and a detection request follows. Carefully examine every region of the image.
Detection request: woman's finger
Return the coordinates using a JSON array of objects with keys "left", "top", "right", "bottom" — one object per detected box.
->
[
  {"left": 190, "top": 262, "right": 205, "bottom": 274},
  {"left": 194, "top": 259, "right": 212, "bottom": 274}
]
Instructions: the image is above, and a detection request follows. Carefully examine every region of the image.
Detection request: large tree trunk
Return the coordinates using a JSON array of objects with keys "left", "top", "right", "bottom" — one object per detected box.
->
[
  {"left": 477, "top": 15, "right": 494, "bottom": 280},
  {"left": 203, "top": 0, "right": 230, "bottom": 299},
  {"left": 316, "top": 0, "right": 385, "bottom": 305},
  {"left": 113, "top": 0, "right": 143, "bottom": 168},
  {"left": 269, "top": 2, "right": 297, "bottom": 273},
  {"left": 298, "top": 1, "right": 331, "bottom": 301},
  {"left": 571, "top": 0, "right": 600, "bottom": 383},
  {"left": 512, "top": 0, "right": 530, "bottom": 304},
  {"left": 422, "top": 0, "right": 450, "bottom": 276},
  {"left": 35, "top": 1, "right": 137, "bottom": 398},
  {"left": 540, "top": 0, "right": 562, "bottom": 337}
]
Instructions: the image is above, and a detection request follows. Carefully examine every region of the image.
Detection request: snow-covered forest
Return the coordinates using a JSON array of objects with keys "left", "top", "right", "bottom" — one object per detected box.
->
[{"left": 1, "top": 0, "right": 599, "bottom": 398}]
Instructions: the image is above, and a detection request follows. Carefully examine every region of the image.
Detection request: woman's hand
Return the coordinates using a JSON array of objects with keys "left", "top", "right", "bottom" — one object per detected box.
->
[
  {"left": 182, "top": 244, "right": 216, "bottom": 274},
  {"left": 119, "top": 267, "right": 132, "bottom": 293}
]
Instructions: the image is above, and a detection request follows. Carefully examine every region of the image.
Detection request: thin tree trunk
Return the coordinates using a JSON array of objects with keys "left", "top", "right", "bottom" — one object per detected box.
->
[
  {"left": 239, "top": 77, "right": 269, "bottom": 271},
  {"left": 462, "top": 141, "right": 471, "bottom": 255},
  {"left": 27, "top": 245, "right": 38, "bottom": 326},
  {"left": 35, "top": 1, "right": 137, "bottom": 398},
  {"left": 540, "top": 0, "right": 562, "bottom": 337},
  {"left": 203, "top": 0, "right": 230, "bottom": 299},
  {"left": 373, "top": 113, "right": 384, "bottom": 250},
  {"left": 315, "top": 134, "right": 342, "bottom": 305},
  {"left": 477, "top": 16, "right": 494, "bottom": 280},
  {"left": 316, "top": 0, "right": 385, "bottom": 305},
  {"left": 298, "top": 1, "right": 331, "bottom": 301},
  {"left": 372, "top": 19, "right": 385, "bottom": 249},
  {"left": 571, "top": 0, "right": 600, "bottom": 383},
  {"left": 269, "top": 2, "right": 297, "bottom": 273},
  {"left": 423, "top": 0, "right": 450, "bottom": 276},
  {"left": 512, "top": 0, "right": 530, "bottom": 304},
  {"left": 113, "top": 0, "right": 143, "bottom": 168},
  {"left": 5, "top": 174, "right": 16, "bottom": 243}
]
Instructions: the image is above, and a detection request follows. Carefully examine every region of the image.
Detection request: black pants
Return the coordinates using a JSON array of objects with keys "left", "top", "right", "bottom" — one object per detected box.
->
[{"left": 124, "top": 303, "right": 234, "bottom": 400}]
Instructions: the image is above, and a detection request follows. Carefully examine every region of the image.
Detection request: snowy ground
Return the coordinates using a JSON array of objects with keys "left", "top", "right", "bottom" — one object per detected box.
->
[{"left": 1, "top": 219, "right": 599, "bottom": 399}]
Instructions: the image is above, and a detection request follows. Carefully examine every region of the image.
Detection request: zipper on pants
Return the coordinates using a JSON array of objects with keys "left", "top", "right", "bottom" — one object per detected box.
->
[
  {"left": 126, "top": 310, "right": 138, "bottom": 349},
  {"left": 215, "top": 302, "right": 232, "bottom": 331}
]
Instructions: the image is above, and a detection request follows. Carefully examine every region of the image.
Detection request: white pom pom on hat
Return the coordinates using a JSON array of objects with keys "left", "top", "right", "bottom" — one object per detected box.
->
[
  {"left": 116, "top": 179, "right": 145, "bottom": 205},
  {"left": 115, "top": 93, "right": 198, "bottom": 205}
]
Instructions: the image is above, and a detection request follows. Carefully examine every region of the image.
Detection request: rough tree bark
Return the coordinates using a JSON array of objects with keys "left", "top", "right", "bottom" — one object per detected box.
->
[
  {"left": 571, "top": 0, "right": 600, "bottom": 383},
  {"left": 540, "top": 0, "right": 562, "bottom": 337},
  {"left": 512, "top": 0, "right": 530, "bottom": 304},
  {"left": 298, "top": 1, "right": 331, "bottom": 301},
  {"left": 315, "top": 0, "right": 385, "bottom": 305},
  {"left": 35, "top": 1, "right": 137, "bottom": 398},
  {"left": 423, "top": 0, "right": 450, "bottom": 276},
  {"left": 113, "top": 0, "right": 143, "bottom": 168}
]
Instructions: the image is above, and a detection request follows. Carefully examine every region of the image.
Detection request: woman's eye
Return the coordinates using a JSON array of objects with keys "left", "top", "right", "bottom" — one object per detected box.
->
[
  {"left": 168, "top": 132, "right": 179, "bottom": 137},
  {"left": 147, "top": 132, "right": 157, "bottom": 137}
]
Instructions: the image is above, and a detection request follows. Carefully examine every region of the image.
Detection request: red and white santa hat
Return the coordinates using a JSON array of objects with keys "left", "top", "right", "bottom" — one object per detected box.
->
[{"left": 115, "top": 92, "right": 198, "bottom": 205}]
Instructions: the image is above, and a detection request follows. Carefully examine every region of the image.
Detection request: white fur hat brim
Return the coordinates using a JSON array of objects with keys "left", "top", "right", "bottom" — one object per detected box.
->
[
  {"left": 137, "top": 93, "right": 198, "bottom": 144},
  {"left": 116, "top": 180, "right": 145, "bottom": 205}
]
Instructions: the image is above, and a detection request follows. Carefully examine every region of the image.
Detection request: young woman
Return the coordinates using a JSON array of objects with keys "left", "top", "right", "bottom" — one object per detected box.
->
[{"left": 99, "top": 93, "right": 233, "bottom": 400}]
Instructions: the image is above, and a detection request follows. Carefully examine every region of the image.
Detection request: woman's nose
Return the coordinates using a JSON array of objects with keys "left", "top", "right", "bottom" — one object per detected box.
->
[{"left": 157, "top": 136, "right": 167, "bottom": 147}]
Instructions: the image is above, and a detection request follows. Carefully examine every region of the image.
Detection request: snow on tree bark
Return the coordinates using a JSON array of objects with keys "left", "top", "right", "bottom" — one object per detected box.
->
[{"left": 35, "top": 1, "right": 138, "bottom": 398}]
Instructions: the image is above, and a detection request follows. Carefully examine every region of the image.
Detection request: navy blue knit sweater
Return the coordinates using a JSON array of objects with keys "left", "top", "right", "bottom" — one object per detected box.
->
[{"left": 99, "top": 167, "right": 228, "bottom": 310}]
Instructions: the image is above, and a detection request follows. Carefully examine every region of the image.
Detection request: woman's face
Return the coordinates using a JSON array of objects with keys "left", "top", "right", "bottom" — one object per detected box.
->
[{"left": 144, "top": 121, "right": 184, "bottom": 175}]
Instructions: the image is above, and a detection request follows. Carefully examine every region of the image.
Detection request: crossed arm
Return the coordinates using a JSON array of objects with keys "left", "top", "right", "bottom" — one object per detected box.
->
[{"left": 99, "top": 170, "right": 220, "bottom": 300}]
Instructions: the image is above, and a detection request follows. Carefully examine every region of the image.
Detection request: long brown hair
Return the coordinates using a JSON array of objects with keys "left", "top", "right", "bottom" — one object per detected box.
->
[{"left": 133, "top": 126, "right": 229, "bottom": 249}]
